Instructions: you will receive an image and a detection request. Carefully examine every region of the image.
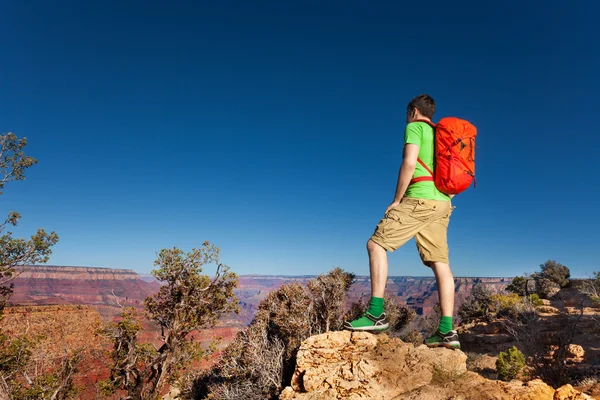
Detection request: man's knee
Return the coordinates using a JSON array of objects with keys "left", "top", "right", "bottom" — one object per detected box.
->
[{"left": 367, "top": 238, "right": 384, "bottom": 253}]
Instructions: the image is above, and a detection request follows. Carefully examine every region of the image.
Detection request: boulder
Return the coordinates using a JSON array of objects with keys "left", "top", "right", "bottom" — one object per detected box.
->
[{"left": 280, "top": 331, "right": 593, "bottom": 400}]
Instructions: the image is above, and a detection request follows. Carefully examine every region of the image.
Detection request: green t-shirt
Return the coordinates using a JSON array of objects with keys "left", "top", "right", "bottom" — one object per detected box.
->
[{"left": 404, "top": 121, "right": 451, "bottom": 201}]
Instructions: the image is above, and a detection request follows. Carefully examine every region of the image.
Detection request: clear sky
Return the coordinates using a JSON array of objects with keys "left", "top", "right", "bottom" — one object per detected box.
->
[{"left": 1, "top": 1, "right": 598, "bottom": 278}]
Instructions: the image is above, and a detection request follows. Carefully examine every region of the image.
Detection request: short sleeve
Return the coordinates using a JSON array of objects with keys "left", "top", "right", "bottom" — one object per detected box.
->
[{"left": 404, "top": 122, "right": 423, "bottom": 146}]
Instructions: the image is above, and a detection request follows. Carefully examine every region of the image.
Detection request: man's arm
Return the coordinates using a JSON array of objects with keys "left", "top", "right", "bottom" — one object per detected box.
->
[{"left": 386, "top": 143, "right": 419, "bottom": 213}]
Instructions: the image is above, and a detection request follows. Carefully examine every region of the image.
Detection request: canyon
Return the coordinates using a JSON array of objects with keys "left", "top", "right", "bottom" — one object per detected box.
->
[{"left": 4, "top": 265, "right": 510, "bottom": 399}]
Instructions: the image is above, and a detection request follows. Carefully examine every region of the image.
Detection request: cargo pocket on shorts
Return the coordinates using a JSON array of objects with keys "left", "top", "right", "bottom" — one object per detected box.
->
[
  {"left": 409, "top": 200, "right": 438, "bottom": 222},
  {"left": 440, "top": 205, "right": 456, "bottom": 227}
]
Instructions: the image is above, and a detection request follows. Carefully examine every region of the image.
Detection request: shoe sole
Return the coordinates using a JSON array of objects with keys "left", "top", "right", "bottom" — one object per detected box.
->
[
  {"left": 426, "top": 341, "right": 461, "bottom": 350},
  {"left": 343, "top": 323, "right": 389, "bottom": 332}
]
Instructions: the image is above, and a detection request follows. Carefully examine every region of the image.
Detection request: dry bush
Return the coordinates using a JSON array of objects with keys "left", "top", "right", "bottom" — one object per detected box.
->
[
  {"left": 344, "top": 293, "right": 415, "bottom": 335},
  {"left": 501, "top": 304, "right": 584, "bottom": 388},
  {"left": 458, "top": 284, "right": 494, "bottom": 324},
  {"left": 308, "top": 267, "right": 355, "bottom": 333},
  {"left": 400, "top": 329, "right": 423, "bottom": 347},
  {"left": 431, "top": 357, "right": 467, "bottom": 385},
  {"left": 579, "top": 272, "right": 600, "bottom": 305},
  {"left": 193, "top": 268, "right": 356, "bottom": 400}
]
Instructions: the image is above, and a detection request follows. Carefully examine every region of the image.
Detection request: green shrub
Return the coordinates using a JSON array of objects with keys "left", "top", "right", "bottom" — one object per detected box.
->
[
  {"left": 505, "top": 276, "right": 527, "bottom": 296},
  {"left": 491, "top": 293, "right": 524, "bottom": 319},
  {"left": 529, "top": 293, "right": 543, "bottom": 306},
  {"left": 496, "top": 346, "right": 525, "bottom": 381}
]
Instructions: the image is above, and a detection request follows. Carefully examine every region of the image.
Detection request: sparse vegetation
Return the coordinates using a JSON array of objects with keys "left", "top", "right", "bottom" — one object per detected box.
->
[
  {"left": 528, "top": 293, "right": 543, "bottom": 306},
  {"left": 500, "top": 300, "right": 583, "bottom": 388},
  {"left": 191, "top": 267, "right": 356, "bottom": 400},
  {"left": 458, "top": 284, "right": 494, "bottom": 323},
  {"left": 400, "top": 328, "right": 423, "bottom": 347},
  {"left": 98, "top": 242, "right": 239, "bottom": 400},
  {"left": 496, "top": 346, "right": 525, "bottom": 381},
  {"left": 308, "top": 267, "right": 355, "bottom": 332},
  {"left": 579, "top": 271, "right": 600, "bottom": 305},
  {"left": 431, "top": 358, "right": 466, "bottom": 385},
  {"left": 491, "top": 293, "right": 525, "bottom": 319},
  {"left": 0, "top": 133, "right": 70, "bottom": 400}
]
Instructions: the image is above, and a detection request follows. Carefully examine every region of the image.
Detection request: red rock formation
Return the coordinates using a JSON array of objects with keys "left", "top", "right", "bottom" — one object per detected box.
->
[{"left": 5, "top": 266, "right": 516, "bottom": 399}]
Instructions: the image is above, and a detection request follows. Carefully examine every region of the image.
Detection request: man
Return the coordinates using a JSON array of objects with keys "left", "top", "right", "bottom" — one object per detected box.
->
[{"left": 344, "top": 94, "right": 460, "bottom": 349}]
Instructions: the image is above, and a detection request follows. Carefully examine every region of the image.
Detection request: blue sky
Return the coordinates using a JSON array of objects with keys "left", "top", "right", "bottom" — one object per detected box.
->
[{"left": 1, "top": 1, "right": 597, "bottom": 278}]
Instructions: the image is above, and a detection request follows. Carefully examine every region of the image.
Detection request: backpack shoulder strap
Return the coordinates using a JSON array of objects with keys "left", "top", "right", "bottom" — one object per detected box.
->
[{"left": 408, "top": 120, "right": 436, "bottom": 185}]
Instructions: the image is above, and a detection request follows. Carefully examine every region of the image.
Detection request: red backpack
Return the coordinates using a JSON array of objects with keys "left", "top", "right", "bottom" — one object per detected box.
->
[{"left": 410, "top": 117, "right": 477, "bottom": 195}]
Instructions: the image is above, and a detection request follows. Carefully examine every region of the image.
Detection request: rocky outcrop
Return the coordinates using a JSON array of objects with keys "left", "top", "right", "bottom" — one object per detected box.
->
[
  {"left": 10, "top": 266, "right": 161, "bottom": 312},
  {"left": 17, "top": 265, "right": 140, "bottom": 280},
  {"left": 567, "top": 344, "right": 585, "bottom": 361},
  {"left": 279, "top": 331, "right": 593, "bottom": 400}
]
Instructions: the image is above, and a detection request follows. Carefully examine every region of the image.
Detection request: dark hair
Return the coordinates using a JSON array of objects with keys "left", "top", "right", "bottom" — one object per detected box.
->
[{"left": 407, "top": 94, "right": 435, "bottom": 119}]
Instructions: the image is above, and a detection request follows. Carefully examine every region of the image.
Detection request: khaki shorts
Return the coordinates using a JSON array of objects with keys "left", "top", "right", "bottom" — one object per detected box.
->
[{"left": 369, "top": 197, "right": 454, "bottom": 264}]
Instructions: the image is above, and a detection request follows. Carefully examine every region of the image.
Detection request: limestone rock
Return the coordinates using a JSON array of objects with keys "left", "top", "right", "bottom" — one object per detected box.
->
[
  {"left": 554, "top": 384, "right": 594, "bottom": 399},
  {"left": 280, "top": 331, "right": 592, "bottom": 400},
  {"left": 566, "top": 344, "right": 585, "bottom": 360},
  {"left": 537, "top": 305, "right": 561, "bottom": 314}
]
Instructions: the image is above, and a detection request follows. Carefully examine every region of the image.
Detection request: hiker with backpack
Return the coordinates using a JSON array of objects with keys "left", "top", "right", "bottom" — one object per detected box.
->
[{"left": 344, "top": 94, "right": 476, "bottom": 350}]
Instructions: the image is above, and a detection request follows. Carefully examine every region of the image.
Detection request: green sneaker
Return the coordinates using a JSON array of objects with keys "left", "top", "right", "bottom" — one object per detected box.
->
[
  {"left": 343, "top": 312, "right": 389, "bottom": 331},
  {"left": 425, "top": 330, "right": 461, "bottom": 349}
]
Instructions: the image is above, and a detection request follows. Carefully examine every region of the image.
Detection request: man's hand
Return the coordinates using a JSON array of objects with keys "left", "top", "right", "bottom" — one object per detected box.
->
[
  {"left": 385, "top": 200, "right": 400, "bottom": 215},
  {"left": 391, "top": 144, "right": 419, "bottom": 204}
]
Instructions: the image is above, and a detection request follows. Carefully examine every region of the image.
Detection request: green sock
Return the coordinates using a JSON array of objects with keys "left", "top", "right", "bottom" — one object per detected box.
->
[
  {"left": 439, "top": 316, "right": 453, "bottom": 334},
  {"left": 367, "top": 296, "right": 384, "bottom": 317}
]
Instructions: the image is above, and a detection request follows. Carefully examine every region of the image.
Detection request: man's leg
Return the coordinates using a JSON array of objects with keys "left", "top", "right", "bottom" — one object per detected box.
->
[
  {"left": 343, "top": 239, "right": 390, "bottom": 331},
  {"left": 429, "top": 261, "right": 455, "bottom": 334},
  {"left": 429, "top": 261, "right": 455, "bottom": 321},
  {"left": 344, "top": 199, "right": 424, "bottom": 331},
  {"left": 414, "top": 202, "right": 460, "bottom": 348},
  {"left": 368, "top": 239, "right": 388, "bottom": 298}
]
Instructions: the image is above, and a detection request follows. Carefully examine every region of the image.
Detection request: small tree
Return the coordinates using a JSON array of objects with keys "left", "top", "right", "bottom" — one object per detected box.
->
[
  {"left": 0, "top": 133, "right": 59, "bottom": 312},
  {"left": 539, "top": 260, "right": 570, "bottom": 287},
  {"left": 496, "top": 346, "right": 525, "bottom": 381},
  {"left": 0, "top": 133, "right": 61, "bottom": 400},
  {"left": 532, "top": 260, "right": 570, "bottom": 299},
  {"left": 505, "top": 276, "right": 527, "bottom": 296},
  {"left": 99, "top": 242, "right": 239, "bottom": 400}
]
